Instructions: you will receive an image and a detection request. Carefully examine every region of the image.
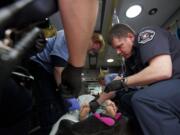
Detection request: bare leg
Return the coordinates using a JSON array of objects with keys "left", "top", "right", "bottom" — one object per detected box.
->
[{"left": 59, "top": 0, "right": 99, "bottom": 67}]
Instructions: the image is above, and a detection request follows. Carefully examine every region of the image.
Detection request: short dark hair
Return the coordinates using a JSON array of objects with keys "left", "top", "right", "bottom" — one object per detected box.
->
[{"left": 107, "top": 23, "right": 135, "bottom": 45}]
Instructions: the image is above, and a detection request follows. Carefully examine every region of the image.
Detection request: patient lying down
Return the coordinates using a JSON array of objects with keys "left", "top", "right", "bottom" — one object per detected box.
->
[{"left": 50, "top": 94, "right": 122, "bottom": 135}]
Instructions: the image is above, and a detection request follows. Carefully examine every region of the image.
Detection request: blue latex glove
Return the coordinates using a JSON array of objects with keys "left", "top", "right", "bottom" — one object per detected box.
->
[
  {"left": 104, "top": 73, "right": 118, "bottom": 85},
  {"left": 64, "top": 98, "right": 80, "bottom": 111}
]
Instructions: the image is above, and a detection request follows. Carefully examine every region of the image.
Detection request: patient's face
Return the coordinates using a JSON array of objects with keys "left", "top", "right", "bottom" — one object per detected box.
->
[{"left": 104, "top": 100, "right": 118, "bottom": 118}]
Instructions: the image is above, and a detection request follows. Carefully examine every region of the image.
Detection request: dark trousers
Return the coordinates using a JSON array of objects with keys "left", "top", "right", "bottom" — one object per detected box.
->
[
  {"left": 29, "top": 62, "right": 65, "bottom": 135},
  {"left": 116, "top": 88, "right": 137, "bottom": 117},
  {"left": 0, "top": 78, "right": 32, "bottom": 135},
  {"left": 0, "top": 117, "right": 30, "bottom": 135},
  {"left": 115, "top": 88, "right": 143, "bottom": 135},
  {"left": 132, "top": 79, "right": 180, "bottom": 135}
]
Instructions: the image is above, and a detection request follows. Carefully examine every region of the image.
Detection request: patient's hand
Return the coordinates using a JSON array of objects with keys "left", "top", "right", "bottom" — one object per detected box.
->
[{"left": 79, "top": 104, "right": 90, "bottom": 121}]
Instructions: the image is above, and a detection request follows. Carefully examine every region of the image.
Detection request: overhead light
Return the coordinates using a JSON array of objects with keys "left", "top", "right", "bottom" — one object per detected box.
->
[
  {"left": 82, "top": 77, "right": 86, "bottom": 81},
  {"left": 107, "top": 59, "right": 114, "bottom": 63},
  {"left": 126, "top": 5, "right": 142, "bottom": 18}
]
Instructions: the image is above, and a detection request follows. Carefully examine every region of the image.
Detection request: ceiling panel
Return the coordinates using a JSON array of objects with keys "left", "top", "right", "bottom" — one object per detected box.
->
[{"left": 116, "top": 0, "right": 180, "bottom": 31}]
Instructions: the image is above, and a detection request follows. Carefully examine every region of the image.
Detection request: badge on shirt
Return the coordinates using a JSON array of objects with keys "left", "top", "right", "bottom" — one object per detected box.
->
[{"left": 138, "top": 30, "right": 155, "bottom": 44}]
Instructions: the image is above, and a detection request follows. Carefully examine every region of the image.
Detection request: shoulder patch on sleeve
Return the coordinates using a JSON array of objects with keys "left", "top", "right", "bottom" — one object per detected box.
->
[{"left": 138, "top": 30, "right": 155, "bottom": 44}]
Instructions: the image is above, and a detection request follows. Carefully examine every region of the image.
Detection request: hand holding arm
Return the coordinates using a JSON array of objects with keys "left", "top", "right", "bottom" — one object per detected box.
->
[{"left": 104, "top": 80, "right": 126, "bottom": 93}]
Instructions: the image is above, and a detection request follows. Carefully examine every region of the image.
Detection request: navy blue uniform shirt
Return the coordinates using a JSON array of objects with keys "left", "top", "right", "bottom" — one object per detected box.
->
[{"left": 126, "top": 26, "right": 180, "bottom": 79}]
